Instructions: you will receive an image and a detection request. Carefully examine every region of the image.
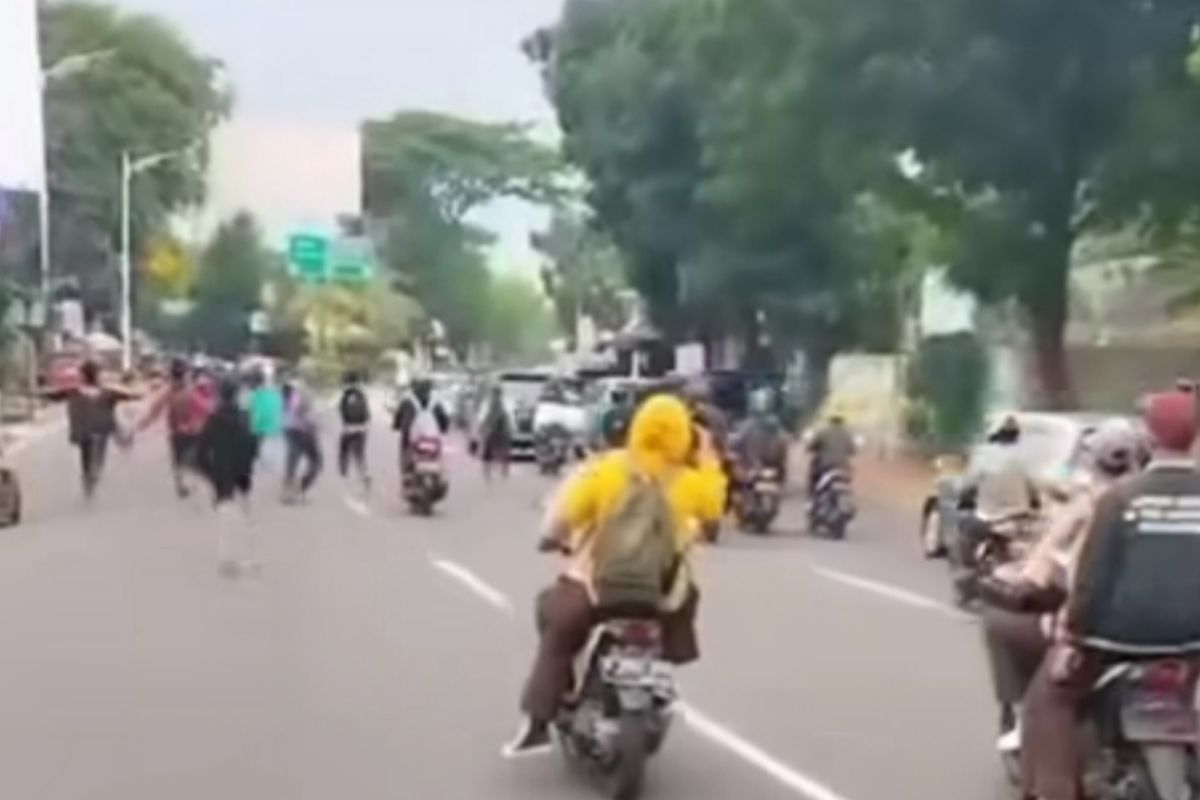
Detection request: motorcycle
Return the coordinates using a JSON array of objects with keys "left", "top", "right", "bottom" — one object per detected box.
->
[
  {"left": 732, "top": 463, "right": 783, "bottom": 534},
  {"left": 1003, "top": 654, "right": 1200, "bottom": 799},
  {"left": 535, "top": 423, "right": 572, "bottom": 476},
  {"left": 403, "top": 435, "right": 447, "bottom": 515},
  {"left": 808, "top": 468, "right": 855, "bottom": 539},
  {"left": 555, "top": 615, "right": 677, "bottom": 800}
]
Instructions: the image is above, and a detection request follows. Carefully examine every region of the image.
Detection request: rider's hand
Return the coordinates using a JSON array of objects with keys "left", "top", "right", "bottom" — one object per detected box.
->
[{"left": 537, "top": 536, "right": 566, "bottom": 554}]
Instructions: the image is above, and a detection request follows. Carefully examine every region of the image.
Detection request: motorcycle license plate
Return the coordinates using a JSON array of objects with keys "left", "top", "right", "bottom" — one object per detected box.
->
[
  {"left": 601, "top": 655, "right": 674, "bottom": 692},
  {"left": 755, "top": 481, "right": 780, "bottom": 493},
  {"left": 416, "top": 461, "right": 440, "bottom": 474},
  {"left": 1121, "top": 699, "right": 1199, "bottom": 743}
]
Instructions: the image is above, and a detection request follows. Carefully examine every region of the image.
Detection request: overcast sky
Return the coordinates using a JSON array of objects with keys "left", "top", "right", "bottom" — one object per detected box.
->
[
  {"left": 112, "top": 0, "right": 566, "bottom": 270},
  {"left": 114, "top": 0, "right": 563, "bottom": 127}
]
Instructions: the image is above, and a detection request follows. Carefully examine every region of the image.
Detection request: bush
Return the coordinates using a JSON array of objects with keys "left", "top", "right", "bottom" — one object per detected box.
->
[{"left": 908, "top": 333, "right": 989, "bottom": 451}]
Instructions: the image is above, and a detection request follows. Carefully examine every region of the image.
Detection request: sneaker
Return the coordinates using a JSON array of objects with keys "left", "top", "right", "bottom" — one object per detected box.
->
[
  {"left": 501, "top": 719, "right": 552, "bottom": 759},
  {"left": 997, "top": 723, "right": 1021, "bottom": 753}
]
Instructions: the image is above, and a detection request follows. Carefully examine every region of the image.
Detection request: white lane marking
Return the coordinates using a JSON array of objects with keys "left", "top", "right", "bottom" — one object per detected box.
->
[
  {"left": 430, "top": 557, "right": 515, "bottom": 614},
  {"left": 427, "top": 557, "right": 851, "bottom": 800},
  {"left": 811, "top": 566, "right": 971, "bottom": 622},
  {"left": 342, "top": 495, "right": 372, "bottom": 518},
  {"left": 681, "top": 703, "right": 851, "bottom": 800}
]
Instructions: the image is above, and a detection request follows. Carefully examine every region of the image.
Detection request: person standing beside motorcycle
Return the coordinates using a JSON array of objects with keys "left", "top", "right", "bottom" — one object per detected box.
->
[
  {"left": 976, "top": 419, "right": 1143, "bottom": 754},
  {"left": 953, "top": 415, "right": 1040, "bottom": 607},
  {"left": 504, "top": 394, "right": 726, "bottom": 757},
  {"left": 393, "top": 376, "right": 450, "bottom": 479},
  {"left": 1022, "top": 390, "right": 1200, "bottom": 800}
]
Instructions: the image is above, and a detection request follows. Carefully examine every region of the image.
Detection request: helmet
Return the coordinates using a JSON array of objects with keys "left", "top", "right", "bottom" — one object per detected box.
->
[
  {"left": 988, "top": 414, "right": 1021, "bottom": 444},
  {"left": 1141, "top": 390, "right": 1196, "bottom": 453},
  {"left": 1086, "top": 419, "right": 1142, "bottom": 477}
]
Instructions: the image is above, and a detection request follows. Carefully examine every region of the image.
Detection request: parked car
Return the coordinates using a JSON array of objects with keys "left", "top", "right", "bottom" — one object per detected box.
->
[{"left": 918, "top": 412, "right": 1120, "bottom": 558}]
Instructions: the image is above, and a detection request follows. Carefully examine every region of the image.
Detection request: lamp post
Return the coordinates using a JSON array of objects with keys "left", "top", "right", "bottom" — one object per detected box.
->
[
  {"left": 119, "top": 145, "right": 195, "bottom": 370},
  {"left": 39, "top": 50, "right": 115, "bottom": 308}
]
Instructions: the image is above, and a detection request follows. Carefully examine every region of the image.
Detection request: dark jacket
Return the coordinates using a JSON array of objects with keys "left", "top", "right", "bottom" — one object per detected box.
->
[
  {"left": 196, "top": 403, "right": 258, "bottom": 498},
  {"left": 67, "top": 387, "right": 121, "bottom": 444},
  {"left": 1069, "top": 461, "right": 1200, "bottom": 652}
]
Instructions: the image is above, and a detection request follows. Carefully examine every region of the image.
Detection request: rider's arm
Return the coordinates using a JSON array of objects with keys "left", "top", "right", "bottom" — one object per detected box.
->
[
  {"left": 434, "top": 403, "right": 451, "bottom": 434},
  {"left": 1063, "top": 486, "right": 1126, "bottom": 640}
]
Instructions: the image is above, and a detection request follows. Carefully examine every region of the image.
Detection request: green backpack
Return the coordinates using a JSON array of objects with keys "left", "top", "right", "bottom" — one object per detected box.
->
[{"left": 592, "top": 462, "right": 678, "bottom": 610}]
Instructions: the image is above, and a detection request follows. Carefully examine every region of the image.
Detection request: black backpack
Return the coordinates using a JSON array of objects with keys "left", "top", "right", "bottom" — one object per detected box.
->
[{"left": 340, "top": 387, "right": 369, "bottom": 425}]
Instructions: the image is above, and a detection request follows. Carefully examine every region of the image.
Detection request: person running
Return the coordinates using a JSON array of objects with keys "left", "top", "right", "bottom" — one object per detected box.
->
[
  {"left": 65, "top": 360, "right": 138, "bottom": 499},
  {"left": 282, "top": 378, "right": 322, "bottom": 503},
  {"left": 247, "top": 369, "right": 285, "bottom": 475},
  {"left": 475, "top": 383, "right": 513, "bottom": 481},
  {"left": 337, "top": 370, "right": 372, "bottom": 490},
  {"left": 195, "top": 378, "right": 260, "bottom": 578},
  {"left": 137, "top": 358, "right": 211, "bottom": 497}
]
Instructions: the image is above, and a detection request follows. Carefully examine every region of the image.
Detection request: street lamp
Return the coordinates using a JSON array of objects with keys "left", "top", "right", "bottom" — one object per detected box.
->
[
  {"left": 39, "top": 49, "right": 115, "bottom": 312},
  {"left": 119, "top": 145, "right": 197, "bottom": 370}
]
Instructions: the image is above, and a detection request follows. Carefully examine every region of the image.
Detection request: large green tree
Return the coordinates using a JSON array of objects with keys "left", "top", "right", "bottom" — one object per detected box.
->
[
  {"left": 362, "top": 111, "right": 562, "bottom": 354},
  {"left": 41, "top": 1, "right": 228, "bottom": 313},
  {"left": 841, "top": 0, "right": 1200, "bottom": 406},
  {"left": 531, "top": 0, "right": 911, "bottom": 382}
]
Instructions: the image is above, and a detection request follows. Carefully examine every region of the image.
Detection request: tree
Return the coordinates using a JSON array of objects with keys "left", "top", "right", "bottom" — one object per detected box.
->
[
  {"left": 532, "top": 209, "right": 629, "bottom": 342},
  {"left": 362, "top": 112, "right": 563, "bottom": 355},
  {"left": 41, "top": 1, "right": 229, "bottom": 313},
  {"left": 843, "top": 0, "right": 1200, "bottom": 406},
  {"left": 483, "top": 274, "right": 556, "bottom": 362},
  {"left": 532, "top": 0, "right": 911, "bottom": 382},
  {"left": 177, "top": 212, "right": 273, "bottom": 357}
]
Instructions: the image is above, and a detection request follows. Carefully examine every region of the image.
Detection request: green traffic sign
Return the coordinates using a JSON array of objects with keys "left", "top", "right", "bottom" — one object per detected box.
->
[
  {"left": 328, "top": 237, "right": 374, "bottom": 284},
  {"left": 288, "top": 233, "right": 329, "bottom": 280}
]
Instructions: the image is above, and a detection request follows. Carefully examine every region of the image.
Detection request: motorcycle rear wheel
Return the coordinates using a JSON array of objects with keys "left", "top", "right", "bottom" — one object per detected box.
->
[{"left": 609, "top": 712, "right": 649, "bottom": 800}]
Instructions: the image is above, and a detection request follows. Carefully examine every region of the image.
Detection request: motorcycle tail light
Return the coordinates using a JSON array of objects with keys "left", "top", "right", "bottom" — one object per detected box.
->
[
  {"left": 414, "top": 438, "right": 442, "bottom": 457},
  {"left": 1134, "top": 660, "right": 1197, "bottom": 694},
  {"left": 612, "top": 620, "right": 662, "bottom": 648}
]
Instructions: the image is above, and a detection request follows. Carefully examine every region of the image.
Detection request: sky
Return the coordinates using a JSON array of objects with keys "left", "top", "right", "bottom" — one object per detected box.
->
[{"left": 112, "top": 0, "right": 566, "bottom": 269}]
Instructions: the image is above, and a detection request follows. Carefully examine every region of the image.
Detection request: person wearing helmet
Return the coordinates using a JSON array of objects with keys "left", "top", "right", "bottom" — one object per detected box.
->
[
  {"left": 393, "top": 375, "right": 450, "bottom": 479},
  {"left": 1022, "top": 391, "right": 1200, "bottom": 800},
  {"left": 953, "top": 414, "right": 1040, "bottom": 606},
  {"left": 807, "top": 410, "right": 856, "bottom": 494},
  {"left": 731, "top": 387, "right": 789, "bottom": 481},
  {"left": 976, "top": 418, "right": 1143, "bottom": 756}
]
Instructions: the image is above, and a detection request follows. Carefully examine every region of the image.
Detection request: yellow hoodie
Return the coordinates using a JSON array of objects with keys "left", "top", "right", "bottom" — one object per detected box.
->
[{"left": 550, "top": 395, "right": 727, "bottom": 597}]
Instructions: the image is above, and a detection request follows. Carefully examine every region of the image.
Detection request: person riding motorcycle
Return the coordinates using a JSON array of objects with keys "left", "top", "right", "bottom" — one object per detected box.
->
[
  {"left": 806, "top": 411, "right": 856, "bottom": 494},
  {"left": 392, "top": 376, "right": 450, "bottom": 477},
  {"left": 1021, "top": 390, "right": 1200, "bottom": 800},
  {"left": 976, "top": 419, "right": 1144, "bottom": 754},
  {"left": 504, "top": 394, "right": 726, "bottom": 757},
  {"left": 730, "top": 388, "right": 789, "bottom": 482},
  {"left": 953, "top": 415, "right": 1040, "bottom": 606}
]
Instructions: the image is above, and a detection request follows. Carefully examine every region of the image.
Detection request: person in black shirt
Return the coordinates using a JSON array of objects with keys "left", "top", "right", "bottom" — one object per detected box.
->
[
  {"left": 64, "top": 360, "right": 137, "bottom": 499},
  {"left": 337, "top": 371, "right": 372, "bottom": 491}
]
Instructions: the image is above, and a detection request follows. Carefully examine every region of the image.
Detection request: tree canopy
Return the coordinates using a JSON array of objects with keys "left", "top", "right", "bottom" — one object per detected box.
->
[{"left": 41, "top": 1, "right": 229, "bottom": 315}]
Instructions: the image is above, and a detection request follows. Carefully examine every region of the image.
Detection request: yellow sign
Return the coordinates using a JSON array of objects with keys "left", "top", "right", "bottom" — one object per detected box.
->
[{"left": 144, "top": 238, "right": 193, "bottom": 296}]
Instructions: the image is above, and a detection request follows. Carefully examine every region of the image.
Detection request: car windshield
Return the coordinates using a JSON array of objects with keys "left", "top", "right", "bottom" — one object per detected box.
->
[
  {"left": 499, "top": 374, "right": 548, "bottom": 407},
  {"left": 971, "top": 418, "right": 1081, "bottom": 481}
]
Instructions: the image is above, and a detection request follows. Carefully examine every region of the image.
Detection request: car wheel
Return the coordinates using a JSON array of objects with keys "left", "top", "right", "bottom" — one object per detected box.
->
[{"left": 921, "top": 505, "right": 946, "bottom": 559}]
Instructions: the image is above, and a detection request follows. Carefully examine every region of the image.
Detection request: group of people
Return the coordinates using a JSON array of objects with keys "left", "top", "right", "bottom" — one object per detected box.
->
[{"left": 966, "top": 390, "right": 1200, "bottom": 800}]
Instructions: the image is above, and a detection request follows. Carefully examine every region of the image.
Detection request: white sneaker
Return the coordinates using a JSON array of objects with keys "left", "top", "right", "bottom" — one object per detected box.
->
[{"left": 997, "top": 723, "right": 1021, "bottom": 753}]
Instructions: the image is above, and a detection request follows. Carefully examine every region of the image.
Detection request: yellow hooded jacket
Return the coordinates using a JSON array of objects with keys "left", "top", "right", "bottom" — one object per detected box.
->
[{"left": 550, "top": 395, "right": 727, "bottom": 600}]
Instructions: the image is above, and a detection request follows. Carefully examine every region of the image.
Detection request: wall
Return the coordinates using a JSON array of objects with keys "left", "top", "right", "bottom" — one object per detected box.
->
[{"left": 822, "top": 354, "right": 907, "bottom": 455}]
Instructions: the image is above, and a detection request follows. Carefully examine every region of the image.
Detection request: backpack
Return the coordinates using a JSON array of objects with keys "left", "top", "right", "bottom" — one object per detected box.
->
[
  {"left": 591, "top": 461, "right": 678, "bottom": 610},
  {"left": 341, "top": 387, "right": 369, "bottom": 425}
]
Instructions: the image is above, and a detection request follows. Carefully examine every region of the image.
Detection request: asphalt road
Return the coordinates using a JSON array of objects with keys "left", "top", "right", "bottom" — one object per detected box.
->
[{"left": 0, "top": 407, "right": 1012, "bottom": 800}]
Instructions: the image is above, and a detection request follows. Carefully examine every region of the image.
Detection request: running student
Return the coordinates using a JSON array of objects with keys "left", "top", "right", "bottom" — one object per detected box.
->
[
  {"left": 137, "top": 358, "right": 212, "bottom": 497},
  {"left": 337, "top": 370, "right": 372, "bottom": 489},
  {"left": 63, "top": 361, "right": 138, "bottom": 500},
  {"left": 196, "top": 378, "right": 260, "bottom": 577},
  {"left": 283, "top": 378, "right": 322, "bottom": 503}
]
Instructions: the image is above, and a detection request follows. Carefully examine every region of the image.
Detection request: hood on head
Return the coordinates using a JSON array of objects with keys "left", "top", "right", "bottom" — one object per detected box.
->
[{"left": 627, "top": 395, "right": 692, "bottom": 475}]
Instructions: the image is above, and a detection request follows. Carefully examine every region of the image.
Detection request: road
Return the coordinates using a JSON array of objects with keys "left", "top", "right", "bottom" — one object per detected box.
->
[{"left": 0, "top": 409, "right": 1011, "bottom": 800}]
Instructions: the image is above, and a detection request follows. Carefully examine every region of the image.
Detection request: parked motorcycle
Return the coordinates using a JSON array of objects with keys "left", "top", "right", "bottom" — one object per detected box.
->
[
  {"left": 555, "top": 615, "right": 677, "bottom": 800},
  {"left": 808, "top": 469, "right": 855, "bottom": 539},
  {"left": 733, "top": 464, "right": 783, "bottom": 534},
  {"left": 535, "top": 423, "right": 572, "bottom": 476},
  {"left": 403, "top": 435, "right": 447, "bottom": 515},
  {"left": 1003, "top": 655, "right": 1200, "bottom": 800}
]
